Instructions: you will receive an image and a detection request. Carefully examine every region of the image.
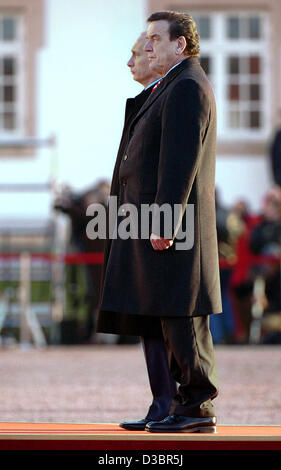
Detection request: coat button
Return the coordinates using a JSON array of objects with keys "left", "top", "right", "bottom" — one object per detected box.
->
[{"left": 123, "top": 154, "right": 128, "bottom": 161}]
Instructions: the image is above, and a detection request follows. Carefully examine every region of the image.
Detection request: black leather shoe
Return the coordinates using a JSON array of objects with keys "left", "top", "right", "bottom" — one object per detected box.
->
[
  {"left": 145, "top": 415, "right": 216, "bottom": 433},
  {"left": 119, "top": 418, "right": 152, "bottom": 431}
]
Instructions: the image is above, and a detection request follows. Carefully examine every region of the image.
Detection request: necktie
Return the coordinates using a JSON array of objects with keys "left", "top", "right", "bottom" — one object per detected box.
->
[{"left": 151, "top": 78, "right": 163, "bottom": 93}]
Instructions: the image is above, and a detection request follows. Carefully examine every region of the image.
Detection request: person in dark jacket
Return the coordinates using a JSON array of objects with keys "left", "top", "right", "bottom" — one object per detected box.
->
[
  {"left": 270, "top": 128, "right": 281, "bottom": 187},
  {"left": 250, "top": 186, "right": 281, "bottom": 319},
  {"left": 97, "top": 12, "right": 222, "bottom": 433},
  {"left": 97, "top": 32, "right": 177, "bottom": 428}
]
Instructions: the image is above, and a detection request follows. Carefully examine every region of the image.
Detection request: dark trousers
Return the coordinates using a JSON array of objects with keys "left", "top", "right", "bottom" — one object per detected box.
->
[
  {"left": 141, "top": 336, "right": 178, "bottom": 421},
  {"left": 160, "top": 315, "right": 219, "bottom": 417}
]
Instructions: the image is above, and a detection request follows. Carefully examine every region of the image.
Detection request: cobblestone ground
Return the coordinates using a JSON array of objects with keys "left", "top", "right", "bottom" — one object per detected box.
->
[{"left": 0, "top": 344, "right": 280, "bottom": 425}]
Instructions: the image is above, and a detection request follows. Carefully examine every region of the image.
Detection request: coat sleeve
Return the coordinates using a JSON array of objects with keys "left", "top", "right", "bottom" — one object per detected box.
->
[{"left": 152, "top": 78, "right": 210, "bottom": 239}]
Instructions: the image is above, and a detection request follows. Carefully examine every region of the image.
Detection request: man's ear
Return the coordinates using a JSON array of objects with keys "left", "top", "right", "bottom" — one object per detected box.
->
[{"left": 176, "top": 36, "right": 187, "bottom": 55}]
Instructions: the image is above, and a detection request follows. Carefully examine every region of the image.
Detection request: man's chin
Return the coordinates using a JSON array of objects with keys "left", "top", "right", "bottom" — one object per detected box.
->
[{"left": 148, "top": 61, "right": 160, "bottom": 73}]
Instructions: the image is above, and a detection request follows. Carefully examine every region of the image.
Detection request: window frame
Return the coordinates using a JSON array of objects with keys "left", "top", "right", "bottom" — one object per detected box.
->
[{"left": 191, "top": 10, "right": 271, "bottom": 141}]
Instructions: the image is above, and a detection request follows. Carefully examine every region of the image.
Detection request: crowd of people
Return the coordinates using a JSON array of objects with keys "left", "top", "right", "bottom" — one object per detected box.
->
[{"left": 212, "top": 185, "right": 281, "bottom": 344}]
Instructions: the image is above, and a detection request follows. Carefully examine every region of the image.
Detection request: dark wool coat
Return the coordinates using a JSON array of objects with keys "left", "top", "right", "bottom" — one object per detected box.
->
[
  {"left": 97, "top": 57, "right": 222, "bottom": 335},
  {"left": 99, "top": 87, "right": 151, "bottom": 288}
]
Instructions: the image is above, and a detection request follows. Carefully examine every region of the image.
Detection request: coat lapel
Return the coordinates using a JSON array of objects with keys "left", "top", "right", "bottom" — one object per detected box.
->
[{"left": 124, "top": 88, "right": 151, "bottom": 125}]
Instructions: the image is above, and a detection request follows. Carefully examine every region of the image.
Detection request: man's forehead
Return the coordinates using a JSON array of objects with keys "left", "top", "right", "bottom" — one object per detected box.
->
[
  {"left": 132, "top": 34, "right": 146, "bottom": 53},
  {"left": 132, "top": 39, "right": 145, "bottom": 54},
  {"left": 147, "top": 20, "right": 170, "bottom": 36}
]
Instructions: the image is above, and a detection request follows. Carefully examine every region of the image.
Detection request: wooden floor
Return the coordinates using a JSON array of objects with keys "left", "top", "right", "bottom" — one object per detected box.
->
[{"left": 0, "top": 423, "right": 280, "bottom": 451}]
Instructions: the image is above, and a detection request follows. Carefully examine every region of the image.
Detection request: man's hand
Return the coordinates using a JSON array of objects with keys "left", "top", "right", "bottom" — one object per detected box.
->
[{"left": 150, "top": 233, "right": 173, "bottom": 250}]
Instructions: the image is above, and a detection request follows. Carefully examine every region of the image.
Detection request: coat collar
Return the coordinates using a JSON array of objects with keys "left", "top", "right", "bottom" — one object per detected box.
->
[
  {"left": 163, "top": 56, "right": 199, "bottom": 82},
  {"left": 129, "top": 57, "right": 200, "bottom": 130}
]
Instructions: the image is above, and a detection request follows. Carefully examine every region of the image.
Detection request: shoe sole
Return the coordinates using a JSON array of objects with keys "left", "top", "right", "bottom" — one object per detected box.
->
[{"left": 145, "top": 425, "right": 217, "bottom": 434}]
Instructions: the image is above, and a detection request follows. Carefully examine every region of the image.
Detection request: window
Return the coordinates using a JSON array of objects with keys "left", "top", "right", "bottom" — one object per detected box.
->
[
  {"left": 192, "top": 11, "right": 270, "bottom": 139},
  {"left": 0, "top": 13, "right": 24, "bottom": 135},
  {"left": 227, "top": 55, "right": 262, "bottom": 129},
  {"left": 195, "top": 16, "right": 211, "bottom": 39},
  {"left": 226, "top": 15, "right": 262, "bottom": 40}
]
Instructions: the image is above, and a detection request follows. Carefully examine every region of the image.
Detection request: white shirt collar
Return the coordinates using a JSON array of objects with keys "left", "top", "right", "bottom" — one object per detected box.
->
[
  {"left": 164, "top": 60, "right": 184, "bottom": 77},
  {"left": 144, "top": 77, "right": 162, "bottom": 90}
]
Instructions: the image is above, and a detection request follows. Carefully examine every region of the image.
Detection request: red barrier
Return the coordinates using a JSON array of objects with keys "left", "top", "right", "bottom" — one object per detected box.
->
[{"left": 0, "top": 252, "right": 105, "bottom": 264}]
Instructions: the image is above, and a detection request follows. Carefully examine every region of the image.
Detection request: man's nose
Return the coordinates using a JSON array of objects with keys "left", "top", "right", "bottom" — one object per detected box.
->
[
  {"left": 144, "top": 40, "right": 152, "bottom": 51},
  {"left": 127, "top": 56, "right": 134, "bottom": 67}
]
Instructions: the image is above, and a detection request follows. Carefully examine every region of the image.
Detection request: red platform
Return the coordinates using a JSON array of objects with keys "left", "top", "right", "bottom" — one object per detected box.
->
[{"left": 0, "top": 423, "right": 280, "bottom": 451}]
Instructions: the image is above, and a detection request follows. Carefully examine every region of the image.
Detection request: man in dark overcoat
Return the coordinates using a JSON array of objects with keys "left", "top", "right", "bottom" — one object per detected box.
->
[
  {"left": 97, "top": 11, "right": 222, "bottom": 433},
  {"left": 96, "top": 32, "right": 178, "bottom": 429}
]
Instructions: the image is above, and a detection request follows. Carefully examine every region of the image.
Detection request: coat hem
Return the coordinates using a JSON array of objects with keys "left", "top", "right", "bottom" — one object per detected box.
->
[
  {"left": 96, "top": 307, "right": 222, "bottom": 336},
  {"left": 98, "top": 304, "right": 223, "bottom": 319}
]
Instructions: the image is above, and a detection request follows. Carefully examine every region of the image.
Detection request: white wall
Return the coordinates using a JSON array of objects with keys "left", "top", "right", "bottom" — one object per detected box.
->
[
  {"left": 216, "top": 154, "right": 274, "bottom": 213},
  {"left": 38, "top": 0, "right": 146, "bottom": 191}
]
